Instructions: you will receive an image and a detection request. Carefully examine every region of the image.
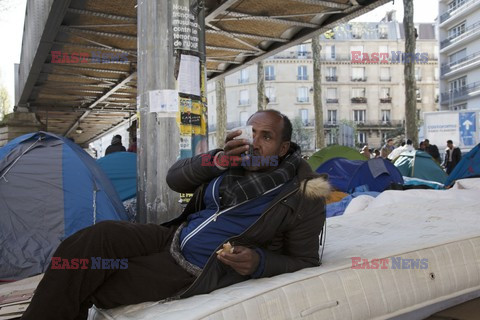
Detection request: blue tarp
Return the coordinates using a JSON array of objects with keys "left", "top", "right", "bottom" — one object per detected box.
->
[
  {"left": 97, "top": 152, "right": 137, "bottom": 201},
  {"left": 444, "top": 143, "right": 480, "bottom": 186},
  {"left": 316, "top": 157, "right": 404, "bottom": 193}
]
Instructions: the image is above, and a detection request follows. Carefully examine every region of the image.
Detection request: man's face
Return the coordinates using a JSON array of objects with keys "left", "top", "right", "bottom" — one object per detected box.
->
[
  {"left": 447, "top": 142, "right": 453, "bottom": 149},
  {"left": 244, "top": 112, "right": 290, "bottom": 172},
  {"left": 387, "top": 140, "right": 393, "bottom": 146}
]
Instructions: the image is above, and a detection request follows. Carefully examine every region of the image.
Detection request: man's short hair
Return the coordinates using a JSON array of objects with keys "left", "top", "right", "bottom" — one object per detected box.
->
[
  {"left": 424, "top": 139, "right": 430, "bottom": 143},
  {"left": 387, "top": 138, "right": 393, "bottom": 143},
  {"left": 406, "top": 139, "right": 412, "bottom": 145},
  {"left": 248, "top": 109, "right": 292, "bottom": 142},
  {"left": 447, "top": 140, "right": 453, "bottom": 144}
]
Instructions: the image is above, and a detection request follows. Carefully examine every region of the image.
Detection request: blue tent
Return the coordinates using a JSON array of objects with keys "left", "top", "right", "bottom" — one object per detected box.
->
[
  {"left": 0, "top": 132, "right": 128, "bottom": 280},
  {"left": 393, "top": 150, "right": 448, "bottom": 185},
  {"left": 97, "top": 152, "right": 137, "bottom": 201},
  {"left": 444, "top": 143, "right": 480, "bottom": 186},
  {"left": 316, "top": 157, "right": 404, "bottom": 193}
]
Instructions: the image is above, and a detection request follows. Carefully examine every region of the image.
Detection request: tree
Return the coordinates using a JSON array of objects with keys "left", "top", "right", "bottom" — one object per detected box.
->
[
  {"left": 312, "top": 35, "right": 325, "bottom": 149},
  {"left": 215, "top": 79, "right": 227, "bottom": 148},
  {"left": 0, "top": 84, "right": 10, "bottom": 121},
  {"left": 291, "top": 117, "right": 312, "bottom": 152},
  {"left": 403, "top": 0, "right": 418, "bottom": 147},
  {"left": 257, "top": 61, "right": 267, "bottom": 110}
]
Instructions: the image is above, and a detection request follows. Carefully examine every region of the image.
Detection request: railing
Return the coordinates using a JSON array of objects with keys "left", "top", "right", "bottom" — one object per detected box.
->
[
  {"left": 356, "top": 120, "right": 403, "bottom": 127},
  {"left": 440, "top": 21, "right": 480, "bottom": 49},
  {"left": 265, "top": 75, "right": 276, "bottom": 81},
  {"left": 326, "top": 76, "right": 337, "bottom": 82},
  {"left": 441, "top": 51, "right": 480, "bottom": 75},
  {"left": 326, "top": 98, "right": 339, "bottom": 103},
  {"left": 440, "top": 0, "right": 476, "bottom": 23},
  {"left": 296, "top": 97, "right": 310, "bottom": 103},
  {"left": 351, "top": 97, "right": 367, "bottom": 103},
  {"left": 351, "top": 77, "right": 367, "bottom": 82},
  {"left": 380, "top": 97, "right": 392, "bottom": 103},
  {"left": 238, "top": 78, "right": 249, "bottom": 84},
  {"left": 297, "top": 75, "right": 309, "bottom": 81},
  {"left": 441, "top": 81, "right": 480, "bottom": 103}
]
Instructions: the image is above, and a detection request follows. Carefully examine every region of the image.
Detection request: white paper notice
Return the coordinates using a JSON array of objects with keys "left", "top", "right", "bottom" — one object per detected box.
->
[
  {"left": 148, "top": 89, "right": 179, "bottom": 113},
  {"left": 178, "top": 54, "right": 200, "bottom": 97}
]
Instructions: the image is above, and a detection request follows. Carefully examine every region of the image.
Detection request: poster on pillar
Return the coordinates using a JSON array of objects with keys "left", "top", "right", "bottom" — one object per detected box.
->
[{"left": 172, "top": 0, "right": 203, "bottom": 53}]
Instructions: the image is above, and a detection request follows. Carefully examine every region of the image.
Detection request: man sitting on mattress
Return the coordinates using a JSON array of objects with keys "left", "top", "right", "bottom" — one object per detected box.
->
[{"left": 22, "top": 110, "right": 330, "bottom": 320}]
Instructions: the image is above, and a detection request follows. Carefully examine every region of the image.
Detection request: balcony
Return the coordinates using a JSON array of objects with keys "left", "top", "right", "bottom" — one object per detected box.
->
[
  {"left": 380, "top": 97, "right": 392, "bottom": 103},
  {"left": 440, "top": 21, "right": 480, "bottom": 49},
  {"left": 296, "top": 97, "right": 310, "bottom": 103},
  {"left": 356, "top": 120, "right": 403, "bottom": 127},
  {"left": 380, "top": 77, "right": 391, "bottom": 82},
  {"left": 238, "top": 99, "right": 250, "bottom": 106},
  {"left": 351, "top": 97, "right": 367, "bottom": 103},
  {"left": 440, "top": 0, "right": 477, "bottom": 24},
  {"left": 272, "top": 51, "right": 312, "bottom": 59},
  {"left": 238, "top": 78, "right": 249, "bottom": 84},
  {"left": 351, "top": 77, "right": 367, "bottom": 82},
  {"left": 441, "top": 81, "right": 480, "bottom": 104},
  {"left": 326, "top": 76, "right": 338, "bottom": 82},
  {"left": 297, "top": 75, "right": 309, "bottom": 81},
  {"left": 326, "top": 98, "right": 338, "bottom": 103},
  {"left": 265, "top": 75, "right": 276, "bottom": 81},
  {"left": 441, "top": 51, "right": 480, "bottom": 75}
]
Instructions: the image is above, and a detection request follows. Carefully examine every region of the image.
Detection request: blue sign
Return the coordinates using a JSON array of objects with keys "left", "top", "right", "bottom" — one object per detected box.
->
[{"left": 459, "top": 112, "right": 476, "bottom": 147}]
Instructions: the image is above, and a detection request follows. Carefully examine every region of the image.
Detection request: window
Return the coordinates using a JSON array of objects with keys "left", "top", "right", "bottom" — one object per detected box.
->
[
  {"left": 325, "top": 45, "right": 336, "bottom": 60},
  {"left": 448, "top": 48, "right": 467, "bottom": 65},
  {"left": 297, "top": 44, "right": 308, "bottom": 58},
  {"left": 434, "top": 68, "right": 439, "bottom": 81},
  {"left": 448, "top": 22, "right": 465, "bottom": 39},
  {"left": 449, "top": 0, "right": 467, "bottom": 11},
  {"left": 297, "top": 65, "right": 308, "bottom": 80},
  {"left": 449, "top": 76, "right": 467, "bottom": 92},
  {"left": 415, "top": 67, "right": 422, "bottom": 81},
  {"left": 352, "top": 88, "right": 366, "bottom": 98},
  {"left": 435, "top": 87, "right": 439, "bottom": 103},
  {"left": 265, "top": 86, "right": 276, "bottom": 103},
  {"left": 350, "top": 45, "right": 364, "bottom": 59},
  {"left": 239, "top": 111, "right": 249, "bottom": 126},
  {"left": 239, "top": 69, "right": 249, "bottom": 84},
  {"left": 239, "top": 89, "right": 249, "bottom": 105},
  {"left": 326, "top": 88, "right": 337, "bottom": 103},
  {"left": 449, "top": 103, "right": 467, "bottom": 110},
  {"left": 380, "top": 67, "right": 391, "bottom": 81},
  {"left": 265, "top": 65, "right": 275, "bottom": 81},
  {"left": 416, "top": 88, "right": 422, "bottom": 102},
  {"left": 328, "top": 132, "right": 336, "bottom": 145},
  {"left": 326, "top": 67, "right": 337, "bottom": 81},
  {"left": 379, "top": 25, "right": 388, "bottom": 38},
  {"left": 352, "top": 67, "right": 365, "bottom": 81},
  {"left": 353, "top": 110, "right": 366, "bottom": 123},
  {"left": 381, "top": 110, "right": 391, "bottom": 123},
  {"left": 297, "top": 87, "right": 309, "bottom": 103},
  {"left": 352, "top": 25, "right": 363, "bottom": 39},
  {"left": 300, "top": 109, "right": 309, "bottom": 125},
  {"left": 327, "top": 110, "right": 337, "bottom": 124},
  {"left": 357, "top": 132, "right": 367, "bottom": 144}
]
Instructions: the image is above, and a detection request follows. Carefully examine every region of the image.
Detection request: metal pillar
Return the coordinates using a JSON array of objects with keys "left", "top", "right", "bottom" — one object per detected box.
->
[{"left": 137, "top": 0, "right": 207, "bottom": 224}]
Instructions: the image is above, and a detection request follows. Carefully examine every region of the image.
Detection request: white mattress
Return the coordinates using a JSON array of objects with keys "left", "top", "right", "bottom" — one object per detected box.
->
[{"left": 85, "top": 178, "right": 480, "bottom": 319}]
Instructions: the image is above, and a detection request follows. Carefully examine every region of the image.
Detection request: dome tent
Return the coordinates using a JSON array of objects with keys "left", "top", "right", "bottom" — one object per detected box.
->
[
  {"left": 308, "top": 145, "right": 365, "bottom": 170},
  {"left": 444, "top": 143, "right": 480, "bottom": 186},
  {"left": 97, "top": 152, "right": 137, "bottom": 201},
  {"left": 393, "top": 150, "right": 448, "bottom": 185},
  {"left": 316, "top": 157, "right": 403, "bottom": 193},
  {"left": 0, "top": 132, "right": 128, "bottom": 280}
]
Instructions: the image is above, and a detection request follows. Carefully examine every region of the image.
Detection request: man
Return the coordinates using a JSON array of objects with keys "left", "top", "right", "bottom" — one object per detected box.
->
[
  {"left": 424, "top": 139, "right": 441, "bottom": 163},
  {"left": 380, "top": 138, "right": 395, "bottom": 158},
  {"left": 105, "top": 134, "right": 126, "bottom": 155},
  {"left": 443, "top": 140, "right": 462, "bottom": 174},
  {"left": 22, "top": 110, "right": 330, "bottom": 320},
  {"left": 388, "top": 139, "right": 415, "bottom": 161}
]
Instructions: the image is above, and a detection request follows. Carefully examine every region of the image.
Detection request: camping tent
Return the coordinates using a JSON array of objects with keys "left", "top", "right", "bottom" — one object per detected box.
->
[
  {"left": 97, "top": 152, "right": 137, "bottom": 201},
  {"left": 308, "top": 145, "right": 365, "bottom": 170},
  {"left": 393, "top": 150, "right": 448, "bottom": 185},
  {"left": 444, "top": 143, "right": 480, "bottom": 186},
  {"left": 316, "top": 157, "right": 403, "bottom": 193},
  {"left": 0, "top": 132, "right": 128, "bottom": 280}
]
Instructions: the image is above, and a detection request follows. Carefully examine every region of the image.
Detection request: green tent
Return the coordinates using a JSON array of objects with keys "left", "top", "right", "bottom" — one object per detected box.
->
[
  {"left": 307, "top": 145, "right": 365, "bottom": 170},
  {"left": 393, "top": 150, "right": 448, "bottom": 184}
]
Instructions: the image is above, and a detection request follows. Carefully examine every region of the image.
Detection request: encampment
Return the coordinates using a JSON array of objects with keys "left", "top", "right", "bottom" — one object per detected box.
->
[
  {"left": 0, "top": 132, "right": 129, "bottom": 280},
  {"left": 307, "top": 145, "right": 365, "bottom": 170},
  {"left": 316, "top": 157, "right": 403, "bottom": 193},
  {"left": 444, "top": 143, "right": 480, "bottom": 186},
  {"left": 393, "top": 150, "right": 448, "bottom": 185}
]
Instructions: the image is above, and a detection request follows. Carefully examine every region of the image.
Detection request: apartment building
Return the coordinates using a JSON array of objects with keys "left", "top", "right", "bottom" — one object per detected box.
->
[
  {"left": 438, "top": 0, "right": 480, "bottom": 111},
  {"left": 207, "top": 14, "right": 438, "bottom": 151}
]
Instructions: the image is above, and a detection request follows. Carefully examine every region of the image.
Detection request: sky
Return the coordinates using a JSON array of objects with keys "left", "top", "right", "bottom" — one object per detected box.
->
[{"left": 0, "top": 0, "right": 439, "bottom": 112}]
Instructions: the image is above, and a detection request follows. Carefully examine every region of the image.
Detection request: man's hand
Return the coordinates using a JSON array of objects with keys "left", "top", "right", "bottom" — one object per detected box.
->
[
  {"left": 223, "top": 130, "right": 250, "bottom": 158},
  {"left": 216, "top": 246, "right": 260, "bottom": 276}
]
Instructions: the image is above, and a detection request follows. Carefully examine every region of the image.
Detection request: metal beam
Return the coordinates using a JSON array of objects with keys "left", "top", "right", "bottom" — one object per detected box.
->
[
  {"left": 83, "top": 113, "right": 137, "bottom": 145},
  {"left": 66, "top": 8, "right": 137, "bottom": 23},
  {"left": 207, "top": 58, "right": 242, "bottom": 64},
  {"left": 53, "top": 41, "right": 136, "bottom": 55},
  {"left": 206, "top": 29, "right": 288, "bottom": 42},
  {"left": 64, "top": 72, "right": 136, "bottom": 137},
  {"left": 210, "top": 12, "right": 318, "bottom": 28},
  {"left": 31, "top": 105, "right": 134, "bottom": 113},
  {"left": 59, "top": 26, "right": 137, "bottom": 41},
  {"left": 205, "top": 0, "right": 243, "bottom": 23},
  {"left": 47, "top": 64, "right": 130, "bottom": 75},
  {"left": 206, "top": 45, "right": 258, "bottom": 54},
  {"left": 290, "top": 0, "right": 350, "bottom": 9}
]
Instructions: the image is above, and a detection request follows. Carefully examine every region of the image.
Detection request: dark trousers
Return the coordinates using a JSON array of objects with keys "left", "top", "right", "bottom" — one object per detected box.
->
[{"left": 21, "top": 221, "right": 196, "bottom": 320}]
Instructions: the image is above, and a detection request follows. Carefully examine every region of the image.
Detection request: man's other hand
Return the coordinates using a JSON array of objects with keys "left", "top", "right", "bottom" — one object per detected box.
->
[{"left": 216, "top": 246, "right": 259, "bottom": 276}]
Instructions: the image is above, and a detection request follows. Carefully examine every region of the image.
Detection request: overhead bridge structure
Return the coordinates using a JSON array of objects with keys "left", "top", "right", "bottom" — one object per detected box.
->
[{"left": 15, "top": 0, "right": 390, "bottom": 146}]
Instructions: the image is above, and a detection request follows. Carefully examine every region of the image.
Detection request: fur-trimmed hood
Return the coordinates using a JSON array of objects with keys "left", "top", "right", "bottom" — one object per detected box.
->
[{"left": 300, "top": 175, "right": 331, "bottom": 200}]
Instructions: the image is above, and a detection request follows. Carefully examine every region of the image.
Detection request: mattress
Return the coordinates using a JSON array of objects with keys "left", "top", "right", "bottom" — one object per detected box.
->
[{"left": 89, "top": 178, "right": 480, "bottom": 319}]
